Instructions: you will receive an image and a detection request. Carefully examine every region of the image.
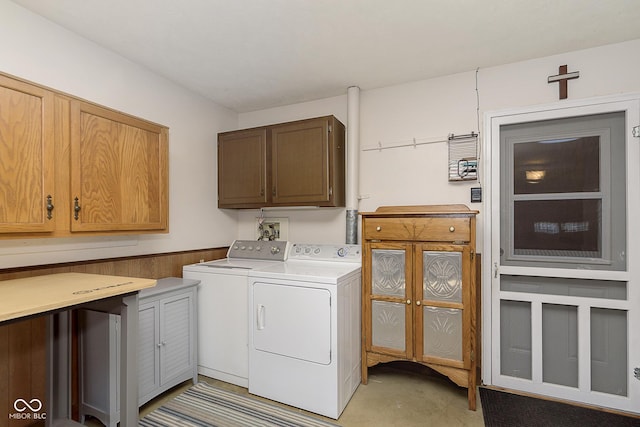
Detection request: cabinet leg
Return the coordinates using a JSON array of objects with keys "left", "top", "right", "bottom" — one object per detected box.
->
[
  {"left": 361, "top": 362, "right": 368, "bottom": 385},
  {"left": 467, "top": 386, "right": 477, "bottom": 410}
]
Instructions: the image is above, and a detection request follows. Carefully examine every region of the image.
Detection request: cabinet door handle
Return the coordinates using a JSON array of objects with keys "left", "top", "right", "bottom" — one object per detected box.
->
[
  {"left": 449, "top": 226, "right": 455, "bottom": 232},
  {"left": 272, "top": 188, "right": 276, "bottom": 197},
  {"left": 406, "top": 299, "right": 411, "bottom": 305},
  {"left": 73, "top": 197, "right": 81, "bottom": 220},
  {"left": 416, "top": 301, "right": 421, "bottom": 306},
  {"left": 376, "top": 226, "right": 382, "bottom": 232},
  {"left": 46, "top": 195, "right": 54, "bottom": 220}
]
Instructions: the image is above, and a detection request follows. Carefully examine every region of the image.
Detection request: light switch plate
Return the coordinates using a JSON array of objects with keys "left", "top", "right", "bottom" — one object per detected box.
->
[{"left": 471, "top": 187, "right": 482, "bottom": 203}]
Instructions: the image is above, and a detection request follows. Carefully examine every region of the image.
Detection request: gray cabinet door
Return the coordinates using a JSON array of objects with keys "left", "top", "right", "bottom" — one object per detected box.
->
[
  {"left": 159, "top": 293, "right": 195, "bottom": 385},
  {"left": 138, "top": 301, "right": 160, "bottom": 402}
]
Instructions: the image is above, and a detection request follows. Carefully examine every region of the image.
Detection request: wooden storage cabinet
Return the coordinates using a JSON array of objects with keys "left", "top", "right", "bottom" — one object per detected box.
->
[
  {"left": 70, "top": 100, "right": 169, "bottom": 232},
  {"left": 79, "top": 278, "right": 199, "bottom": 426},
  {"left": 218, "top": 128, "right": 268, "bottom": 206},
  {"left": 0, "top": 72, "right": 169, "bottom": 238},
  {"left": 0, "top": 74, "right": 56, "bottom": 233},
  {"left": 361, "top": 205, "right": 479, "bottom": 410},
  {"left": 218, "top": 115, "right": 345, "bottom": 208}
]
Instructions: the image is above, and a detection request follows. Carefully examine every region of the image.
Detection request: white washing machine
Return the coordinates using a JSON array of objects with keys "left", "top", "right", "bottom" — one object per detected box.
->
[
  {"left": 182, "top": 240, "right": 289, "bottom": 387},
  {"left": 248, "top": 243, "right": 362, "bottom": 419}
]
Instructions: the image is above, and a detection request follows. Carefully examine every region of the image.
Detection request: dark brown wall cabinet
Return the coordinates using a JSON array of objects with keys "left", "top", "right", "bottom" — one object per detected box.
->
[{"left": 218, "top": 115, "right": 345, "bottom": 208}]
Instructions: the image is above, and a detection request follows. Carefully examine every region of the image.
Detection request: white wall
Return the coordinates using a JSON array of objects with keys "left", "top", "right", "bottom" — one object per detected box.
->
[
  {"left": 0, "top": 1, "right": 239, "bottom": 268},
  {"left": 238, "top": 38, "right": 640, "bottom": 248},
  {"left": 2, "top": 0, "right": 639, "bottom": 267}
]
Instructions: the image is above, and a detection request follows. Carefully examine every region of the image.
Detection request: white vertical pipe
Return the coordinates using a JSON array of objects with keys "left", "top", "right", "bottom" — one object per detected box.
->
[{"left": 346, "top": 86, "right": 360, "bottom": 244}]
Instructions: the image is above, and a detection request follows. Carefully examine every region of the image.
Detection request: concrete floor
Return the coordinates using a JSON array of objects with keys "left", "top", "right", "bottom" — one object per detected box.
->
[{"left": 136, "top": 361, "right": 485, "bottom": 427}]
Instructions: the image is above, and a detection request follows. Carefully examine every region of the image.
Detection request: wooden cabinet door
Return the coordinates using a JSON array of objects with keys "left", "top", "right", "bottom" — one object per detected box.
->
[
  {"left": 0, "top": 75, "right": 55, "bottom": 233},
  {"left": 363, "top": 242, "right": 414, "bottom": 360},
  {"left": 218, "top": 129, "right": 267, "bottom": 208},
  {"left": 70, "top": 101, "right": 168, "bottom": 232},
  {"left": 414, "top": 243, "right": 472, "bottom": 369},
  {"left": 271, "top": 118, "right": 330, "bottom": 205}
]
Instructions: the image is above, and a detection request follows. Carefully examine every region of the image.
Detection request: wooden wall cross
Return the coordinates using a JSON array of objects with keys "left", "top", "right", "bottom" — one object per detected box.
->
[{"left": 547, "top": 65, "right": 580, "bottom": 99}]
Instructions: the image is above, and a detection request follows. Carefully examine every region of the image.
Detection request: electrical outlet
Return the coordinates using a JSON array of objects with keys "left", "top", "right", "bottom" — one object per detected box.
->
[{"left": 255, "top": 217, "right": 289, "bottom": 241}]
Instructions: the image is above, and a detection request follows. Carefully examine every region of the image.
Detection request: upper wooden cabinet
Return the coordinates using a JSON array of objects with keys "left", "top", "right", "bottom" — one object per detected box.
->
[
  {"left": 0, "top": 73, "right": 169, "bottom": 238},
  {"left": 0, "top": 74, "right": 56, "bottom": 233},
  {"left": 218, "top": 116, "right": 345, "bottom": 208},
  {"left": 218, "top": 128, "right": 268, "bottom": 207},
  {"left": 70, "top": 101, "right": 168, "bottom": 232}
]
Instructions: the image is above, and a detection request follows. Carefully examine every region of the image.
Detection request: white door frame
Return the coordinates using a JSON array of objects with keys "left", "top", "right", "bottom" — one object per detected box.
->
[{"left": 481, "top": 93, "right": 640, "bottom": 413}]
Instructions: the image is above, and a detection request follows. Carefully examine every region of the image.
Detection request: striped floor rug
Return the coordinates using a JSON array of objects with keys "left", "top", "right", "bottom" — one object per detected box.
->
[{"left": 139, "top": 382, "right": 341, "bottom": 427}]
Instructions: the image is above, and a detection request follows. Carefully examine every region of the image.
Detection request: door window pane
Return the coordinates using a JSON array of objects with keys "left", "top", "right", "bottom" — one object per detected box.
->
[
  {"left": 591, "top": 308, "right": 627, "bottom": 396},
  {"left": 542, "top": 304, "right": 578, "bottom": 387},
  {"left": 513, "top": 199, "right": 601, "bottom": 258},
  {"left": 500, "top": 300, "right": 532, "bottom": 379},
  {"left": 513, "top": 136, "right": 600, "bottom": 194}
]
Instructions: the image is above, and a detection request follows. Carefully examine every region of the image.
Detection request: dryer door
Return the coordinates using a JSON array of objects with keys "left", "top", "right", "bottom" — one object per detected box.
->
[{"left": 252, "top": 282, "right": 331, "bottom": 365}]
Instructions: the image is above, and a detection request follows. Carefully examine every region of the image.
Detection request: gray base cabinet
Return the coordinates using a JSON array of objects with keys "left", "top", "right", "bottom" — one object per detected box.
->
[
  {"left": 79, "top": 278, "right": 199, "bottom": 426},
  {"left": 78, "top": 310, "right": 121, "bottom": 427}
]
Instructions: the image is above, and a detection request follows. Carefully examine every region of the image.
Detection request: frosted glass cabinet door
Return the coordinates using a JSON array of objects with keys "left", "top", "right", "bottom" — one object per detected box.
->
[
  {"left": 368, "top": 245, "right": 411, "bottom": 357},
  {"left": 416, "top": 245, "right": 469, "bottom": 366}
]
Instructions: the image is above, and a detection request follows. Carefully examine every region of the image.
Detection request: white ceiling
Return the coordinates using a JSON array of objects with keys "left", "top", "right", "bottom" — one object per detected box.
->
[{"left": 11, "top": 0, "right": 640, "bottom": 113}]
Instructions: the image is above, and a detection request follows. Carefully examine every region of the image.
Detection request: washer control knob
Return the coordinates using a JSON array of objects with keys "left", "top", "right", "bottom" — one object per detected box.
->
[{"left": 270, "top": 246, "right": 280, "bottom": 254}]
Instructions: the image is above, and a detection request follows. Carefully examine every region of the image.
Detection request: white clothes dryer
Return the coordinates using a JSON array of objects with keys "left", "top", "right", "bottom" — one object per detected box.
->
[{"left": 248, "top": 243, "right": 361, "bottom": 419}]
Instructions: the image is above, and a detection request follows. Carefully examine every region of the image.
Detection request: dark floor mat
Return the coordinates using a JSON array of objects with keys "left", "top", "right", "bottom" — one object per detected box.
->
[{"left": 479, "top": 387, "right": 640, "bottom": 427}]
